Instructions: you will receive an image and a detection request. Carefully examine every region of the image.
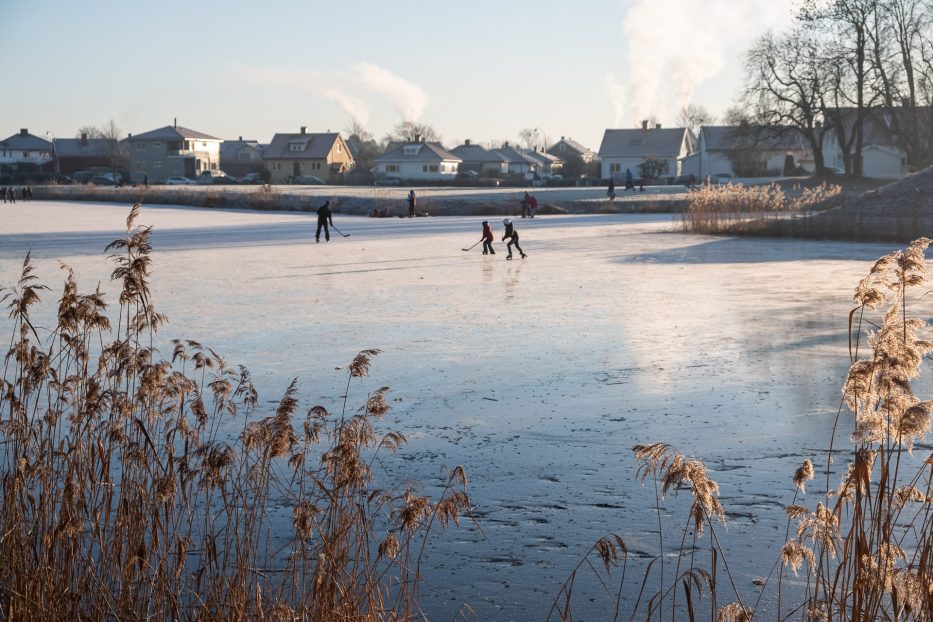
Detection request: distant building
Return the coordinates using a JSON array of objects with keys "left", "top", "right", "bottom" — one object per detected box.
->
[
  {"left": 548, "top": 136, "right": 597, "bottom": 163},
  {"left": 492, "top": 144, "right": 541, "bottom": 178},
  {"left": 449, "top": 140, "right": 508, "bottom": 175},
  {"left": 127, "top": 123, "right": 222, "bottom": 183},
  {"left": 821, "top": 107, "right": 931, "bottom": 179},
  {"left": 374, "top": 141, "right": 461, "bottom": 181},
  {"left": 220, "top": 137, "right": 266, "bottom": 178},
  {"left": 681, "top": 125, "right": 814, "bottom": 179},
  {"left": 262, "top": 128, "right": 353, "bottom": 184},
  {"left": 53, "top": 133, "right": 119, "bottom": 175},
  {"left": 0, "top": 128, "right": 53, "bottom": 170},
  {"left": 598, "top": 123, "right": 694, "bottom": 180}
]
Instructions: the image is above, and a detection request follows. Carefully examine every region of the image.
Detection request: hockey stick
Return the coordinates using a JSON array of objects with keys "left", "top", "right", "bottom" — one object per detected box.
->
[
  {"left": 331, "top": 224, "right": 350, "bottom": 238},
  {"left": 462, "top": 239, "right": 482, "bottom": 251}
]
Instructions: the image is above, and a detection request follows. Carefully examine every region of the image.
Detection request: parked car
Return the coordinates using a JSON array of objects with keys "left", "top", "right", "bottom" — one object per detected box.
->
[
  {"left": 239, "top": 172, "right": 264, "bottom": 184},
  {"left": 90, "top": 175, "right": 117, "bottom": 186},
  {"left": 287, "top": 175, "right": 327, "bottom": 185},
  {"left": 197, "top": 170, "right": 238, "bottom": 184},
  {"left": 822, "top": 166, "right": 845, "bottom": 177},
  {"left": 162, "top": 176, "right": 197, "bottom": 185}
]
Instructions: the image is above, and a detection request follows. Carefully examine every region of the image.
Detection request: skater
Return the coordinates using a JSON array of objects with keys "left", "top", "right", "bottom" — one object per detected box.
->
[
  {"left": 624, "top": 168, "right": 635, "bottom": 191},
  {"left": 521, "top": 191, "right": 530, "bottom": 218},
  {"left": 481, "top": 220, "right": 495, "bottom": 255},
  {"left": 501, "top": 218, "right": 526, "bottom": 260},
  {"left": 607, "top": 178, "right": 616, "bottom": 200},
  {"left": 407, "top": 189, "right": 416, "bottom": 218},
  {"left": 528, "top": 193, "right": 537, "bottom": 218},
  {"left": 315, "top": 200, "right": 333, "bottom": 242}
]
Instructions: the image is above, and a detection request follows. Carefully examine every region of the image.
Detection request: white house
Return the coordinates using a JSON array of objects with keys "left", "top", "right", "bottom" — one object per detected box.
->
[
  {"left": 598, "top": 123, "right": 694, "bottom": 180},
  {"left": 374, "top": 142, "right": 461, "bottom": 181},
  {"left": 127, "top": 123, "right": 222, "bottom": 183},
  {"left": 682, "top": 125, "right": 814, "bottom": 179},
  {"left": 0, "top": 128, "right": 53, "bottom": 168},
  {"left": 822, "top": 108, "right": 911, "bottom": 179}
]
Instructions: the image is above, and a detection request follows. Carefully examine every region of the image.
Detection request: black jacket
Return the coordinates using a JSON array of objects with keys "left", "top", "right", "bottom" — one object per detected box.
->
[{"left": 316, "top": 203, "right": 333, "bottom": 224}]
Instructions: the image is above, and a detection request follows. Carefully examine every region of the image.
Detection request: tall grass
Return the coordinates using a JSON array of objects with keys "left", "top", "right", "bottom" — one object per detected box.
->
[
  {"left": 681, "top": 182, "right": 843, "bottom": 235},
  {"left": 0, "top": 201, "right": 472, "bottom": 620},
  {"left": 553, "top": 237, "right": 933, "bottom": 620}
]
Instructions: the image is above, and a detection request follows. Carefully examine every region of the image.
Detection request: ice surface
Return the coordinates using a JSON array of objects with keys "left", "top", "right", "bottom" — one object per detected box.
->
[{"left": 1, "top": 200, "right": 926, "bottom": 620}]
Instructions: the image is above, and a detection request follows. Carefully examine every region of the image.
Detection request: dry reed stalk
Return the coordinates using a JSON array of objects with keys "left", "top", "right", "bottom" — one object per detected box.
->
[{"left": 0, "top": 201, "right": 473, "bottom": 621}]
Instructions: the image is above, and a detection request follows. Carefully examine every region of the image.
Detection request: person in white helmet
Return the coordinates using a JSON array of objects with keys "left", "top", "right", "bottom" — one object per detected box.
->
[{"left": 501, "top": 218, "right": 526, "bottom": 260}]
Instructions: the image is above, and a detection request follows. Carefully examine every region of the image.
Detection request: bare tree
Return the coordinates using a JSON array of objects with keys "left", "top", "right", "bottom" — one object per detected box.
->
[
  {"left": 677, "top": 104, "right": 715, "bottom": 134},
  {"left": 386, "top": 121, "right": 440, "bottom": 144},
  {"left": 76, "top": 119, "right": 128, "bottom": 179}
]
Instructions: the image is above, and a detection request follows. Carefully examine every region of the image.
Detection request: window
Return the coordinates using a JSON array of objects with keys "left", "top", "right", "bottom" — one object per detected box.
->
[
  {"left": 423, "top": 164, "right": 438, "bottom": 173},
  {"left": 153, "top": 161, "right": 162, "bottom": 169},
  {"left": 403, "top": 145, "right": 421, "bottom": 155},
  {"left": 136, "top": 143, "right": 146, "bottom": 151},
  {"left": 136, "top": 162, "right": 147, "bottom": 172},
  {"left": 23, "top": 151, "right": 28, "bottom": 158},
  {"left": 610, "top": 163, "right": 622, "bottom": 173},
  {"left": 336, "top": 144, "right": 342, "bottom": 153},
  {"left": 312, "top": 162, "right": 321, "bottom": 170},
  {"left": 289, "top": 143, "right": 304, "bottom": 152},
  {"left": 153, "top": 141, "right": 162, "bottom": 148},
  {"left": 387, "top": 164, "right": 399, "bottom": 173}
]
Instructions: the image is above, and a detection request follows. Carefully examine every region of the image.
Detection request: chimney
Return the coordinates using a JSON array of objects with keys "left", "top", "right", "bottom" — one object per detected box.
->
[
  {"left": 414, "top": 133, "right": 422, "bottom": 143},
  {"left": 20, "top": 128, "right": 28, "bottom": 136},
  {"left": 300, "top": 126, "right": 307, "bottom": 135},
  {"left": 239, "top": 135, "right": 242, "bottom": 141},
  {"left": 504, "top": 141, "right": 510, "bottom": 148},
  {"left": 173, "top": 118, "right": 177, "bottom": 129},
  {"left": 81, "top": 132, "right": 88, "bottom": 146},
  {"left": 641, "top": 120, "right": 648, "bottom": 130},
  {"left": 655, "top": 123, "right": 661, "bottom": 129},
  {"left": 465, "top": 139, "right": 471, "bottom": 146},
  {"left": 561, "top": 135, "right": 565, "bottom": 141}
]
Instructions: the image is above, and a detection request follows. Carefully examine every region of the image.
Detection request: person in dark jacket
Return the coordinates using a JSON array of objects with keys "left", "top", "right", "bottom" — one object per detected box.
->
[
  {"left": 501, "top": 218, "right": 526, "bottom": 260},
  {"left": 407, "top": 189, "right": 416, "bottom": 218},
  {"left": 315, "top": 200, "right": 333, "bottom": 242},
  {"left": 607, "top": 178, "right": 616, "bottom": 199},
  {"left": 481, "top": 220, "right": 495, "bottom": 255}
]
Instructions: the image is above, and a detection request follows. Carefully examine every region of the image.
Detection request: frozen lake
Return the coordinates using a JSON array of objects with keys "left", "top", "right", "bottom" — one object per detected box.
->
[{"left": 1, "top": 200, "right": 924, "bottom": 620}]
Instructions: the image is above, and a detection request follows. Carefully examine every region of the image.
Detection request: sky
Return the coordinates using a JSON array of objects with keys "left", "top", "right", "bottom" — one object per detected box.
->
[{"left": 1, "top": 0, "right": 797, "bottom": 150}]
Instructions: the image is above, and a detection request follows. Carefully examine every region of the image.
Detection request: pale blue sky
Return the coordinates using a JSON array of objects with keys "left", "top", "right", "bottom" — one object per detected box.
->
[{"left": 1, "top": 0, "right": 795, "bottom": 149}]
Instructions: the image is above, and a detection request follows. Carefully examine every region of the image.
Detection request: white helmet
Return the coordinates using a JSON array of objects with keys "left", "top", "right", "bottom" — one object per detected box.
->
[{"left": 503, "top": 218, "right": 511, "bottom": 225}]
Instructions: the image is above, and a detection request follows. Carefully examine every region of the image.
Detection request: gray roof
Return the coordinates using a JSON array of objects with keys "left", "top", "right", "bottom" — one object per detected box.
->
[
  {"left": 264, "top": 132, "right": 341, "bottom": 160},
  {"left": 53, "top": 138, "right": 112, "bottom": 158},
  {"left": 449, "top": 143, "right": 508, "bottom": 164},
  {"left": 549, "top": 138, "right": 595, "bottom": 157},
  {"left": 1, "top": 130, "right": 52, "bottom": 150},
  {"left": 700, "top": 125, "right": 806, "bottom": 151},
  {"left": 493, "top": 146, "right": 538, "bottom": 165},
  {"left": 375, "top": 142, "right": 461, "bottom": 163},
  {"left": 598, "top": 127, "right": 689, "bottom": 158},
  {"left": 220, "top": 139, "right": 264, "bottom": 160},
  {"left": 128, "top": 125, "right": 221, "bottom": 142}
]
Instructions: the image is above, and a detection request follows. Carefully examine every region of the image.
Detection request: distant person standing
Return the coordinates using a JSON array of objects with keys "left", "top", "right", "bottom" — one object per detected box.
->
[
  {"left": 315, "top": 200, "right": 333, "bottom": 242},
  {"left": 528, "top": 193, "right": 538, "bottom": 218},
  {"left": 143, "top": 174, "right": 149, "bottom": 189},
  {"left": 521, "top": 191, "right": 530, "bottom": 218},
  {"left": 481, "top": 220, "right": 495, "bottom": 255},
  {"left": 624, "top": 168, "right": 635, "bottom": 191},
  {"left": 501, "top": 218, "right": 526, "bottom": 260},
  {"left": 607, "top": 178, "right": 616, "bottom": 200},
  {"left": 407, "top": 189, "right": 416, "bottom": 218}
]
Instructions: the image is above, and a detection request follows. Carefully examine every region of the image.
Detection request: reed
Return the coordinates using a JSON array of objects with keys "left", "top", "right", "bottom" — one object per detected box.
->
[
  {"left": 0, "top": 200, "right": 472, "bottom": 620},
  {"left": 553, "top": 237, "right": 933, "bottom": 620},
  {"left": 680, "top": 182, "right": 843, "bottom": 235}
]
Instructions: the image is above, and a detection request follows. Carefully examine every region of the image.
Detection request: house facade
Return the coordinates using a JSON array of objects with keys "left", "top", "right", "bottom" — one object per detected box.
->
[
  {"left": 821, "top": 108, "right": 921, "bottom": 179},
  {"left": 548, "top": 136, "right": 597, "bottom": 163},
  {"left": 127, "top": 124, "right": 222, "bottom": 182},
  {"left": 262, "top": 128, "right": 353, "bottom": 183},
  {"left": 374, "top": 141, "right": 461, "bottom": 181},
  {"left": 449, "top": 140, "right": 508, "bottom": 175},
  {"left": 0, "top": 129, "right": 53, "bottom": 169},
  {"left": 682, "top": 125, "right": 814, "bottom": 179},
  {"left": 598, "top": 123, "right": 694, "bottom": 180},
  {"left": 53, "top": 134, "right": 120, "bottom": 175},
  {"left": 220, "top": 137, "right": 266, "bottom": 178},
  {"left": 492, "top": 145, "right": 542, "bottom": 178}
]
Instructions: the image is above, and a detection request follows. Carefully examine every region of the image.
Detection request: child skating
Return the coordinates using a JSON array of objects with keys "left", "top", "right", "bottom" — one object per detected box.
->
[
  {"left": 481, "top": 220, "right": 495, "bottom": 254},
  {"left": 501, "top": 218, "right": 526, "bottom": 260}
]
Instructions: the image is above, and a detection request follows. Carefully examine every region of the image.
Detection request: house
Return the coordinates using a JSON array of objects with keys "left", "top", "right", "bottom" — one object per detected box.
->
[
  {"left": 491, "top": 144, "right": 549, "bottom": 178},
  {"left": 548, "top": 136, "right": 597, "bottom": 163},
  {"left": 681, "top": 125, "right": 814, "bottom": 179},
  {"left": 822, "top": 107, "right": 931, "bottom": 178},
  {"left": 598, "top": 123, "right": 694, "bottom": 180},
  {"left": 220, "top": 137, "right": 266, "bottom": 178},
  {"left": 523, "top": 148, "right": 563, "bottom": 176},
  {"left": 53, "top": 133, "right": 121, "bottom": 175},
  {"left": 449, "top": 140, "right": 508, "bottom": 176},
  {"left": 127, "top": 123, "right": 222, "bottom": 183},
  {"left": 0, "top": 128, "right": 54, "bottom": 171},
  {"left": 262, "top": 128, "right": 353, "bottom": 183},
  {"left": 374, "top": 141, "right": 461, "bottom": 181}
]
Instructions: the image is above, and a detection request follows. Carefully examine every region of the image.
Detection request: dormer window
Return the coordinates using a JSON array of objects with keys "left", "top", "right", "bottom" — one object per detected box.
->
[
  {"left": 403, "top": 145, "right": 422, "bottom": 155},
  {"left": 289, "top": 143, "right": 304, "bottom": 152}
]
